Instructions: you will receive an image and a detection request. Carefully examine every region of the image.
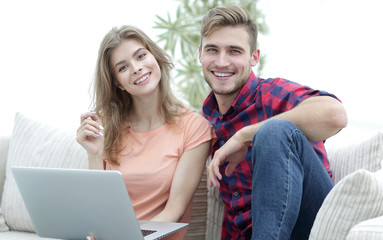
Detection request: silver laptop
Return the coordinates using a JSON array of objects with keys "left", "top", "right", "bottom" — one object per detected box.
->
[{"left": 11, "top": 166, "right": 188, "bottom": 240}]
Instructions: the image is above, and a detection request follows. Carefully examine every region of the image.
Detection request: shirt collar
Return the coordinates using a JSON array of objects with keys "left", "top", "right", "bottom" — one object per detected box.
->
[{"left": 202, "top": 71, "right": 258, "bottom": 118}]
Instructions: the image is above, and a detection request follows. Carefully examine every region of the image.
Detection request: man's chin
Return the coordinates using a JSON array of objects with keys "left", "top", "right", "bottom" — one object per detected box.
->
[{"left": 212, "top": 87, "right": 240, "bottom": 97}]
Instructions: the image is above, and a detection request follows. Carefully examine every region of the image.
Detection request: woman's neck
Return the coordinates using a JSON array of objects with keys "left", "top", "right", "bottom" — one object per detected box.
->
[{"left": 129, "top": 91, "right": 165, "bottom": 132}]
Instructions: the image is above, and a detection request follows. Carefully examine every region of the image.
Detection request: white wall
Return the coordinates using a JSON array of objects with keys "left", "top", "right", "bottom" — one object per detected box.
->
[
  {"left": 0, "top": 0, "right": 178, "bottom": 135},
  {"left": 258, "top": 0, "right": 383, "bottom": 148}
]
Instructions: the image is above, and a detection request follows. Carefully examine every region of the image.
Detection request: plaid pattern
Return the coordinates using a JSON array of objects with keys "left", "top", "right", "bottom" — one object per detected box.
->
[{"left": 202, "top": 71, "right": 336, "bottom": 239}]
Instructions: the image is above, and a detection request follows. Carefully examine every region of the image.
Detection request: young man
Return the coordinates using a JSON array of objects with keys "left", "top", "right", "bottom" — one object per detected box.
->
[{"left": 199, "top": 6, "right": 348, "bottom": 240}]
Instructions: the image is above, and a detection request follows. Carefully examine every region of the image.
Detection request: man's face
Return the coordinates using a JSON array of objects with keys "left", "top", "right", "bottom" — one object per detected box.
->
[{"left": 199, "top": 25, "right": 259, "bottom": 98}]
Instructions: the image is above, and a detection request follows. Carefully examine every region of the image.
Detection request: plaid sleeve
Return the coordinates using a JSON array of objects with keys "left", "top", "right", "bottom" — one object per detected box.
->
[{"left": 261, "top": 78, "right": 338, "bottom": 117}]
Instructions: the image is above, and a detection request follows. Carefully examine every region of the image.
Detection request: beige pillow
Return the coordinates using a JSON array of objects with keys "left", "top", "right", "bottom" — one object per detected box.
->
[
  {"left": 309, "top": 169, "right": 383, "bottom": 240},
  {"left": 327, "top": 132, "right": 383, "bottom": 184},
  {"left": 0, "top": 113, "right": 88, "bottom": 232},
  {"left": 346, "top": 215, "right": 383, "bottom": 240}
]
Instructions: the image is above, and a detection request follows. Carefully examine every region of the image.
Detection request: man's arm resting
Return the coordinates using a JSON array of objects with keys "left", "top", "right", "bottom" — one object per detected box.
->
[{"left": 239, "top": 96, "right": 348, "bottom": 143}]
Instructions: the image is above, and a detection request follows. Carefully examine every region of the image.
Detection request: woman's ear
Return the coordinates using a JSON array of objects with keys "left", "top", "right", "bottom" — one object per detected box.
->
[{"left": 115, "top": 82, "right": 124, "bottom": 91}]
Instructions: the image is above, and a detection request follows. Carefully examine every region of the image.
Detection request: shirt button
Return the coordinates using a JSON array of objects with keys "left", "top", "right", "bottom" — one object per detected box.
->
[
  {"left": 233, "top": 191, "right": 239, "bottom": 197},
  {"left": 239, "top": 211, "right": 243, "bottom": 215},
  {"left": 220, "top": 140, "right": 226, "bottom": 146}
]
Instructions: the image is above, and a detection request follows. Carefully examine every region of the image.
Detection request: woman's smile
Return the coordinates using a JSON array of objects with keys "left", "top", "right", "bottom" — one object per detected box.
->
[{"left": 134, "top": 73, "right": 150, "bottom": 85}]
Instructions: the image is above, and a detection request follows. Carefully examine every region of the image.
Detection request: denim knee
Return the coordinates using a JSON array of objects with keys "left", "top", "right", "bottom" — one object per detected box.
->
[{"left": 253, "top": 118, "right": 299, "bottom": 145}]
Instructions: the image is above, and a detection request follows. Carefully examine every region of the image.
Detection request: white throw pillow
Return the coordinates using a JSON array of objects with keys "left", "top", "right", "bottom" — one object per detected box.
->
[
  {"left": 0, "top": 113, "right": 88, "bottom": 232},
  {"left": 309, "top": 169, "right": 383, "bottom": 240},
  {"left": 327, "top": 132, "right": 383, "bottom": 184}
]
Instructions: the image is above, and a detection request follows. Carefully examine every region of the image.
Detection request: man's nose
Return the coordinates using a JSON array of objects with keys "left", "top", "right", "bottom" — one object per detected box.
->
[{"left": 216, "top": 52, "right": 230, "bottom": 67}]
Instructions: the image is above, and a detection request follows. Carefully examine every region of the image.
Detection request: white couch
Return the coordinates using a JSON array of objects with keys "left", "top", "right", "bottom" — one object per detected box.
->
[{"left": 0, "top": 113, "right": 382, "bottom": 240}]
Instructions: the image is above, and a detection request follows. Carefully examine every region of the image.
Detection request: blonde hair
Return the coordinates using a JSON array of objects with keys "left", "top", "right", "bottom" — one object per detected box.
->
[
  {"left": 92, "top": 25, "right": 185, "bottom": 164},
  {"left": 201, "top": 5, "right": 258, "bottom": 54}
]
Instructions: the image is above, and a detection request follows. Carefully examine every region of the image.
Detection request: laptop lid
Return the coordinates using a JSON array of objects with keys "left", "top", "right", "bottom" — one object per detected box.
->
[{"left": 11, "top": 166, "right": 188, "bottom": 240}]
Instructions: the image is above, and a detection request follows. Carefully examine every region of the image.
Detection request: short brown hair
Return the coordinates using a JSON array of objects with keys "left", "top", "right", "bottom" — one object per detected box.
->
[{"left": 200, "top": 6, "right": 258, "bottom": 53}]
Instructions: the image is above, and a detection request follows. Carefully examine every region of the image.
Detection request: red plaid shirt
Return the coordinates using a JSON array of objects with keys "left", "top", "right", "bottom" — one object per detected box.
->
[{"left": 202, "top": 72, "right": 336, "bottom": 240}]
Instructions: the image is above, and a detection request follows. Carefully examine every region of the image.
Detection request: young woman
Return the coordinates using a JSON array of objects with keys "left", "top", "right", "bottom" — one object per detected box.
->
[{"left": 76, "top": 25, "right": 214, "bottom": 239}]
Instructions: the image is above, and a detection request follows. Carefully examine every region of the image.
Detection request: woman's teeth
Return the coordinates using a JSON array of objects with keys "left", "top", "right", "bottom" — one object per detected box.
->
[{"left": 135, "top": 74, "right": 149, "bottom": 84}]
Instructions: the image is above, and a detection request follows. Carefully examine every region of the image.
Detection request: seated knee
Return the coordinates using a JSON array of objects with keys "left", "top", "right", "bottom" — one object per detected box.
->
[{"left": 253, "top": 119, "right": 297, "bottom": 143}]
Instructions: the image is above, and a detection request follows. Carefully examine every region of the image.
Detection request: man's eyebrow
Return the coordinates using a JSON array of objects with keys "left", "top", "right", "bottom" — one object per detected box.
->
[
  {"left": 203, "top": 44, "right": 246, "bottom": 52},
  {"left": 228, "top": 45, "right": 246, "bottom": 51},
  {"left": 203, "top": 44, "right": 218, "bottom": 49},
  {"left": 114, "top": 47, "right": 146, "bottom": 68}
]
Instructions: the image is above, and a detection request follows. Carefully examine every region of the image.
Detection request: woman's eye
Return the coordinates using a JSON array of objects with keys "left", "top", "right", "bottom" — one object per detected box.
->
[
  {"left": 137, "top": 53, "right": 146, "bottom": 60},
  {"left": 118, "top": 65, "right": 128, "bottom": 72}
]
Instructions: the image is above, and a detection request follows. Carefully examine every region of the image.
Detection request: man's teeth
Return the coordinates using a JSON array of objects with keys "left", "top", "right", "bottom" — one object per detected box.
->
[
  {"left": 214, "top": 72, "right": 232, "bottom": 77},
  {"left": 135, "top": 75, "right": 148, "bottom": 84}
]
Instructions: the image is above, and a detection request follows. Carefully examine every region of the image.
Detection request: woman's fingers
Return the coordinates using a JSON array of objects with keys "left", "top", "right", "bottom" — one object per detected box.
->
[
  {"left": 80, "top": 111, "right": 99, "bottom": 123},
  {"left": 77, "top": 112, "right": 104, "bottom": 136}
]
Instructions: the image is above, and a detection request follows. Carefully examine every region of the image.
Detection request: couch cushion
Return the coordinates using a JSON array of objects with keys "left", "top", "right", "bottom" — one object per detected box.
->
[
  {"left": 327, "top": 132, "right": 383, "bottom": 184},
  {"left": 0, "top": 231, "right": 57, "bottom": 240},
  {"left": 309, "top": 169, "right": 383, "bottom": 240},
  {"left": 0, "top": 113, "right": 88, "bottom": 232},
  {"left": 346, "top": 215, "right": 383, "bottom": 240}
]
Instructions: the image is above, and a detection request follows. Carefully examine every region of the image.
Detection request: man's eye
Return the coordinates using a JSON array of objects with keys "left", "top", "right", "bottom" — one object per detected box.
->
[
  {"left": 119, "top": 65, "right": 128, "bottom": 72},
  {"left": 207, "top": 48, "right": 217, "bottom": 53},
  {"left": 232, "top": 50, "right": 241, "bottom": 54}
]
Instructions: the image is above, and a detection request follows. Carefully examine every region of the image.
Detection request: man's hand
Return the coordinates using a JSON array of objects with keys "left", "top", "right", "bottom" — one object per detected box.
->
[{"left": 208, "top": 133, "right": 249, "bottom": 188}]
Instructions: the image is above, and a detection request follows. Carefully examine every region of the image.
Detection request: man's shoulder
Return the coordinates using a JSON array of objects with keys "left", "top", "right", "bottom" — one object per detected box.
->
[
  {"left": 257, "top": 77, "right": 289, "bottom": 84},
  {"left": 254, "top": 77, "right": 303, "bottom": 91}
]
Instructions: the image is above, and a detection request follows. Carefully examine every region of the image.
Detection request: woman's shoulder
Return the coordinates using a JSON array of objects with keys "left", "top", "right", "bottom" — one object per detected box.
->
[{"left": 179, "top": 108, "right": 208, "bottom": 123}]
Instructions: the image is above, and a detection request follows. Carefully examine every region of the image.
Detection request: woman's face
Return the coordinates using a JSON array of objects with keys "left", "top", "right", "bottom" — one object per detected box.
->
[{"left": 110, "top": 39, "right": 161, "bottom": 98}]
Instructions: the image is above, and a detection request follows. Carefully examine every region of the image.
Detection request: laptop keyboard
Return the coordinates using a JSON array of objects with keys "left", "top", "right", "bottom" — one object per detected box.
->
[{"left": 142, "top": 229, "right": 157, "bottom": 236}]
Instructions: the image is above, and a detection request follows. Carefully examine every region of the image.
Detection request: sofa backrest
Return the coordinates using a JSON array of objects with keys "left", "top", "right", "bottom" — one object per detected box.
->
[{"left": 0, "top": 136, "right": 10, "bottom": 202}]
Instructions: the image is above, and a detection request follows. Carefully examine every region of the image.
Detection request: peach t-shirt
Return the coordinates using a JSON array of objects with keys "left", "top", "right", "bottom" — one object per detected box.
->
[{"left": 105, "top": 111, "right": 213, "bottom": 238}]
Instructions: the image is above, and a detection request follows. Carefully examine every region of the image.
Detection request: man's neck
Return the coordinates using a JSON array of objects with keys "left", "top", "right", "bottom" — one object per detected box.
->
[{"left": 215, "top": 92, "right": 239, "bottom": 115}]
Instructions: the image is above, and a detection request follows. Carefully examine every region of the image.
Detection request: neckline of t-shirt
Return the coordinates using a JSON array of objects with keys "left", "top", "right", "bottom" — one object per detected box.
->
[{"left": 128, "top": 123, "right": 168, "bottom": 138}]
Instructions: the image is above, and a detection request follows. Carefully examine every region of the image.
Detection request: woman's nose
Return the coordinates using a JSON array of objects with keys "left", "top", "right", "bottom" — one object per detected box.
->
[
  {"left": 131, "top": 61, "right": 143, "bottom": 74},
  {"left": 134, "top": 67, "right": 143, "bottom": 74}
]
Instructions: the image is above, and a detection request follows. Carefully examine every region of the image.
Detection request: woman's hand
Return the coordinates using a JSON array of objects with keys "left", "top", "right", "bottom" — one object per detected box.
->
[{"left": 76, "top": 111, "right": 104, "bottom": 162}]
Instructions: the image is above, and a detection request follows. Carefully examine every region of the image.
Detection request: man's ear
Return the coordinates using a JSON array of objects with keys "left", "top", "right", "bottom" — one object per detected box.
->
[{"left": 251, "top": 49, "right": 260, "bottom": 67}]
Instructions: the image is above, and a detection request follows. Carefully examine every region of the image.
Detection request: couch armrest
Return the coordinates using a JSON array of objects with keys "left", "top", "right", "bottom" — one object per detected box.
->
[
  {"left": 184, "top": 169, "right": 208, "bottom": 240},
  {"left": 0, "top": 136, "right": 10, "bottom": 200},
  {"left": 206, "top": 183, "right": 224, "bottom": 240}
]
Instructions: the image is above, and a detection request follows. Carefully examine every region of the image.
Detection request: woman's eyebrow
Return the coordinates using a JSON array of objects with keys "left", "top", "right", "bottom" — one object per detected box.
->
[
  {"left": 133, "top": 47, "right": 145, "bottom": 57},
  {"left": 114, "top": 47, "right": 146, "bottom": 68}
]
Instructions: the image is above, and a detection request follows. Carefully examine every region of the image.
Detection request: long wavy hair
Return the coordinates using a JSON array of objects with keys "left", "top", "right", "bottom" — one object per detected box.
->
[{"left": 92, "top": 25, "right": 185, "bottom": 164}]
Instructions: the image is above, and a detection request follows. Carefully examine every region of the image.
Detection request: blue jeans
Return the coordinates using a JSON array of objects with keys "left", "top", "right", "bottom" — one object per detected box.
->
[{"left": 251, "top": 119, "right": 333, "bottom": 240}]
